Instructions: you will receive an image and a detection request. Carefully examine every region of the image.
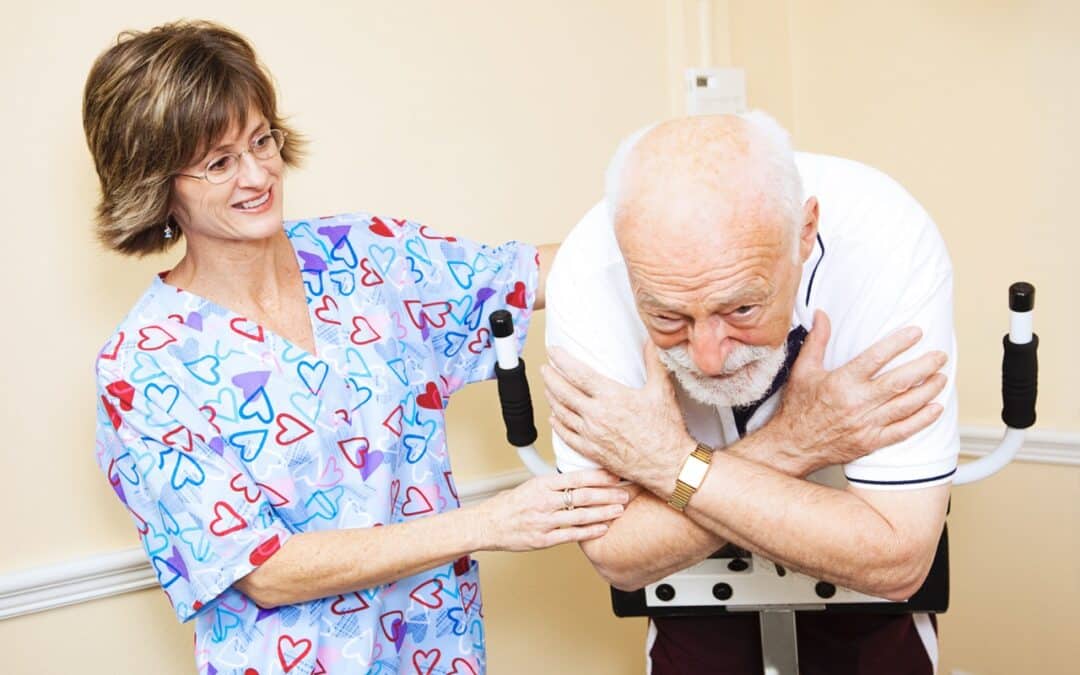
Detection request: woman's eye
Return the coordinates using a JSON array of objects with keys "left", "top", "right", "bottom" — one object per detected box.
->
[
  {"left": 253, "top": 133, "right": 271, "bottom": 149},
  {"left": 207, "top": 155, "right": 236, "bottom": 174}
]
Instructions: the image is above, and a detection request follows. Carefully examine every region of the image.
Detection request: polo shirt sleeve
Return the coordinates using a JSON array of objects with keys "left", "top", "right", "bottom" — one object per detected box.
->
[
  {"left": 546, "top": 201, "right": 650, "bottom": 473},
  {"left": 813, "top": 171, "right": 960, "bottom": 491}
]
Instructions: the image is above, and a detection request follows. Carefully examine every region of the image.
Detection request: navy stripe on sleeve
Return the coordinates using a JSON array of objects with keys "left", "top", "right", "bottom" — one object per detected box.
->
[{"left": 845, "top": 467, "right": 957, "bottom": 487}]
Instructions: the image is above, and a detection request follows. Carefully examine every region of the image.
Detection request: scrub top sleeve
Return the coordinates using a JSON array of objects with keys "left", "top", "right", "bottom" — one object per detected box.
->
[
  {"left": 399, "top": 220, "right": 539, "bottom": 395},
  {"left": 95, "top": 366, "right": 294, "bottom": 623}
]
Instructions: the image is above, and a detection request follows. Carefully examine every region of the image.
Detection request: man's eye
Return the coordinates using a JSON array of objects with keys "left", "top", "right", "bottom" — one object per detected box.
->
[
  {"left": 732, "top": 305, "right": 757, "bottom": 316},
  {"left": 652, "top": 315, "right": 684, "bottom": 329}
]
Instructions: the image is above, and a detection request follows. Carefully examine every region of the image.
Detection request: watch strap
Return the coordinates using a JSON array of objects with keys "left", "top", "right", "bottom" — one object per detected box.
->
[{"left": 667, "top": 443, "right": 713, "bottom": 511}]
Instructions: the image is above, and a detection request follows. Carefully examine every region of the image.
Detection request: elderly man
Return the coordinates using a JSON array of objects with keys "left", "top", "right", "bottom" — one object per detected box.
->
[{"left": 542, "top": 112, "right": 958, "bottom": 674}]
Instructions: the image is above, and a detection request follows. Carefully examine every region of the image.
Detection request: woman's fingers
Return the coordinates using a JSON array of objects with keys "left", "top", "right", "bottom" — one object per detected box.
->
[
  {"left": 543, "top": 523, "right": 610, "bottom": 547},
  {"left": 551, "top": 503, "right": 624, "bottom": 528}
]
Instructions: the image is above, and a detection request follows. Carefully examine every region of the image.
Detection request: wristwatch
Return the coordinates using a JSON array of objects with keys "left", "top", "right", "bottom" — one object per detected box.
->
[{"left": 667, "top": 442, "right": 713, "bottom": 511}]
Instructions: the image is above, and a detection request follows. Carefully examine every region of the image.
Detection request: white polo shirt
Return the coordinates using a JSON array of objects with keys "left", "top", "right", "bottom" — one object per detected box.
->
[{"left": 546, "top": 152, "right": 959, "bottom": 489}]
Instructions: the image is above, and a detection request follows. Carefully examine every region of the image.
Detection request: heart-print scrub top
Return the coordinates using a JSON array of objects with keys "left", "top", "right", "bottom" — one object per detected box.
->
[{"left": 94, "top": 214, "right": 538, "bottom": 675}]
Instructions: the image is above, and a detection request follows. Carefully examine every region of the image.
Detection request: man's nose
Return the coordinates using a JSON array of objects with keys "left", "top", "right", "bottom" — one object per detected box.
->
[{"left": 688, "top": 318, "right": 733, "bottom": 376}]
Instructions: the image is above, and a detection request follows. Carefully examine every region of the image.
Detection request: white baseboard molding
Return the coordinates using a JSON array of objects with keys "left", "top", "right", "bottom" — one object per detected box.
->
[
  {"left": 957, "top": 426, "right": 1080, "bottom": 466},
  {"left": 2, "top": 426, "right": 1077, "bottom": 622}
]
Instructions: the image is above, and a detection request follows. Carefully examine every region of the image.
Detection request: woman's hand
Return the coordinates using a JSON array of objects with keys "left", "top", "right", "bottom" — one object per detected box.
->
[{"left": 477, "top": 469, "right": 629, "bottom": 552}]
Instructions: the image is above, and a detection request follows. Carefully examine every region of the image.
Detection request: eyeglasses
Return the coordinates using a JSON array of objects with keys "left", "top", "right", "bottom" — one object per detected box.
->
[{"left": 175, "top": 129, "right": 287, "bottom": 185}]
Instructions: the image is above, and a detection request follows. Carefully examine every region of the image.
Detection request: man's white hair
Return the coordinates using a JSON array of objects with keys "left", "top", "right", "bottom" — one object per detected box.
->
[{"left": 604, "top": 110, "right": 805, "bottom": 260}]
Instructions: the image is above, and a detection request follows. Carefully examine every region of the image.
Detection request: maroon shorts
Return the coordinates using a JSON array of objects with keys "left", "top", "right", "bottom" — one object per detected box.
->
[{"left": 649, "top": 612, "right": 936, "bottom": 675}]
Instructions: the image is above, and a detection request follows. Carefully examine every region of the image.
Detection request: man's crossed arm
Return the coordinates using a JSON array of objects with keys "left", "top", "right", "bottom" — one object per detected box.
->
[{"left": 541, "top": 312, "right": 951, "bottom": 601}]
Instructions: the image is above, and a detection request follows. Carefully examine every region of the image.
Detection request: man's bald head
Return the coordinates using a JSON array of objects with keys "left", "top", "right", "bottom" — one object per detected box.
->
[
  {"left": 603, "top": 112, "right": 817, "bottom": 406},
  {"left": 606, "top": 112, "right": 804, "bottom": 260}
]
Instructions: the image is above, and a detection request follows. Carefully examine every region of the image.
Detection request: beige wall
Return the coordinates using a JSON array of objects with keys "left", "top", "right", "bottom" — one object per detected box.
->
[{"left": 1, "top": 1, "right": 1076, "bottom": 674}]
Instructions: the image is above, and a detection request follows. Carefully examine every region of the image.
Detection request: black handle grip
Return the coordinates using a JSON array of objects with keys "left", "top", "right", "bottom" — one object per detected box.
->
[
  {"left": 489, "top": 311, "right": 538, "bottom": 447},
  {"left": 494, "top": 359, "right": 539, "bottom": 447},
  {"left": 1001, "top": 333, "right": 1038, "bottom": 429}
]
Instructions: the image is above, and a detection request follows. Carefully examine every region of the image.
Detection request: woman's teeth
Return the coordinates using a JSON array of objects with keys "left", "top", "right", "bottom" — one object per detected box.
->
[{"left": 237, "top": 192, "right": 269, "bottom": 209}]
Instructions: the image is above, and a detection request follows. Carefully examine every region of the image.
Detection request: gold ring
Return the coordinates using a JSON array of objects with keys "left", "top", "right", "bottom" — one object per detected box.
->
[{"left": 563, "top": 488, "right": 575, "bottom": 511}]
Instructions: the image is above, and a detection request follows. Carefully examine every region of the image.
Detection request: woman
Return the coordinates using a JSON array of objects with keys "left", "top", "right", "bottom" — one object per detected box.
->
[{"left": 85, "top": 21, "right": 626, "bottom": 674}]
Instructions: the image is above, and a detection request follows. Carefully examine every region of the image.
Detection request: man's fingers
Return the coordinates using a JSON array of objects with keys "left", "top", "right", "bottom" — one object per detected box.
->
[
  {"left": 877, "top": 372, "right": 948, "bottom": 424},
  {"left": 878, "top": 401, "right": 945, "bottom": 448},
  {"left": 544, "top": 383, "right": 585, "bottom": 435},
  {"left": 550, "top": 416, "right": 603, "bottom": 464},
  {"left": 848, "top": 325, "right": 923, "bottom": 378},
  {"left": 541, "top": 363, "right": 593, "bottom": 417},
  {"left": 643, "top": 341, "right": 668, "bottom": 384},
  {"left": 794, "top": 310, "right": 830, "bottom": 373},
  {"left": 547, "top": 347, "right": 613, "bottom": 397},
  {"left": 872, "top": 350, "right": 948, "bottom": 397}
]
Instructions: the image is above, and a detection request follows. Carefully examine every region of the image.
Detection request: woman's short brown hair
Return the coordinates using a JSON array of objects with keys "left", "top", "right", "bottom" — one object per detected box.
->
[{"left": 83, "top": 20, "right": 305, "bottom": 255}]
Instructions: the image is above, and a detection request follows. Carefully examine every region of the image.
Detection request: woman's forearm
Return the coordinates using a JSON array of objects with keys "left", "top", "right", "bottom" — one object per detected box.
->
[{"left": 235, "top": 503, "right": 490, "bottom": 608}]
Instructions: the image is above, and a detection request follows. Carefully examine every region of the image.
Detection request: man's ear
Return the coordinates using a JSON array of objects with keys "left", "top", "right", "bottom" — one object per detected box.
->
[{"left": 798, "top": 197, "right": 820, "bottom": 262}]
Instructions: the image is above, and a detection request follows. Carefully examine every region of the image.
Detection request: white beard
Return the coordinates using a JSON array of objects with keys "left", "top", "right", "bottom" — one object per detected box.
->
[{"left": 657, "top": 341, "right": 788, "bottom": 408}]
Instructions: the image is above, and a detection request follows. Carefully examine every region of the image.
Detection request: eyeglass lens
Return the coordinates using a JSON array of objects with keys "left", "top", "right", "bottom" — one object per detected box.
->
[{"left": 204, "top": 130, "right": 285, "bottom": 184}]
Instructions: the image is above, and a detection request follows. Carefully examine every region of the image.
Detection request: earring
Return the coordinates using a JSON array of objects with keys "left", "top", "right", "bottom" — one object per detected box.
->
[{"left": 164, "top": 223, "right": 173, "bottom": 239}]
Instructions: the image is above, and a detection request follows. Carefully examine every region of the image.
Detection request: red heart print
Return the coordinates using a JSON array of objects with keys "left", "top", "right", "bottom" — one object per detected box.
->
[
  {"left": 249, "top": 534, "right": 281, "bottom": 566},
  {"left": 314, "top": 296, "right": 342, "bottom": 326},
  {"left": 416, "top": 382, "right": 443, "bottom": 410},
  {"left": 419, "top": 225, "right": 457, "bottom": 242},
  {"left": 359, "top": 258, "right": 384, "bottom": 286},
  {"left": 209, "top": 501, "right": 247, "bottom": 536},
  {"left": 404, "top": 300, "right": 452, "bottom": 330},
  {"left": 409, "top": 578, "right": 445, "bottom": 609},
  {"left": 402, "top": 486, "right": 434, "bottom": 516},
  {"left": 505, "top": 281, "right": 527, "bottom": 309},
  {"left": 350, "top": 316, "right": 382, "bottom": 345},
  {"left": 389, "top": 480, "right": 401, "bottom": 511},
  {"left": 412, "top": 648, "right": 442, "bottom": 675},
  {"left": 163, "top": 425, "right": 194, "bottom": 452},
  {"left": 330, "top": 592, "right": 370, "bottom": 615},
  {"left": 379, "top": 610, "right": 405, "bottom": 641},
  {"left": 229, "top": 317, "right": 265, "bottom": 342},
  {"left": 382, "top": 406, "right": 404, "bottom": 437},
  {"left": 200, "top": 405, "right": 221, "bottom": 435},
  {"left": 256, "top": 482, "right": 290, "bottom": 507},
  {"left": 105, "top": 380, "right": 135, "bottom": 411},
  {"left": 229, "top": 474, "right": 260, "bottom": 504},
  {"left": 443, "top": 472, "right": 459, "bottom": 500},
  {"left": 277, "top": 635, "right": 312, "bottom": 673},
  {"left": 448, "top": 658, "right": 479, "bottom": 675},
  {"left": 368, "top": 216, "right": 395, "bottom": 238},
  {"left": 467, "top": 328, "right": 491, "bottom": 355},
  {"left": 137, "top": 325, "right": 177, "bottom": 351},
  {"left": 99, "top": 331, "right": 124, "bottom": 361},
  {"left": 275, "top": 413, "right": 314, "bottom": 445},
  {"left": 101, "top": 396, "right": 122, "bottom": 430},
  {"left": 460, "top": 581, "right": 479, "bottom": 613},
  {"left": 337, "top": 436, "right": 370, "bottom": 469}
]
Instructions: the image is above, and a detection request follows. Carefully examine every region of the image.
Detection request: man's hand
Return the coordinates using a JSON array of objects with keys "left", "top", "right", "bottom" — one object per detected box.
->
[
  {"left": 542, "top": 342, "right": 694, "bottom": 494},
  {"left": 765, "top": 310, "right": 948, "bottom": 476}
]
